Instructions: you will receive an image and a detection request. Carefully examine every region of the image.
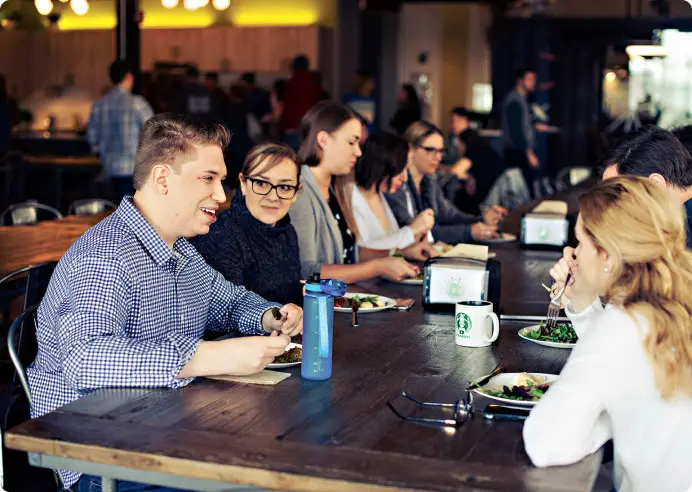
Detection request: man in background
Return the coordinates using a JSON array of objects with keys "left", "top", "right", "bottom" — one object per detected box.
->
[
  {"left": 603, "top": 125, "right": 692, "bottom": 248},
  {"left": 177, "top": 66, "right": 212, "bottom": 120},
  {"left": 239, "top": 72, "right": 271, "bottom": 123},
  {"left": 280, "top": 54, "right": 321, "bottom": 151},
  {"left": 501, "top": 67, "right": 539, "bottom": 197},
  {"left": 343, "top": 69, "right": 376, "bottom": 134},
  {"left": 87, "top": 60, "right": 154, "bottom": 201}
]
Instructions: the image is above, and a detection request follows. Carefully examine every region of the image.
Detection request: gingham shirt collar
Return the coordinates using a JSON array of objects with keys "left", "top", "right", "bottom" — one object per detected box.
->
[{"left": 117, "top": 196, "right": 198, "bottom": 267}]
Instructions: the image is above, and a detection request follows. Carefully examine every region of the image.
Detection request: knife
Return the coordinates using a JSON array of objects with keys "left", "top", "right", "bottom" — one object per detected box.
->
[{"left": 466, "top": 364, "right": 503, "bottom": 391}]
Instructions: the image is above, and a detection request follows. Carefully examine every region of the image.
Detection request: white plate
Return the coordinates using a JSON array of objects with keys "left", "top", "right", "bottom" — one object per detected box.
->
[
  {"left": 334, "top": 293, "right": 396, "bottom": 313},
  {"left": 387, "top": 277, "right": 423, "bottom": 286},
  {"left": 473, "top": 372, "right": 558, "bottom": 407},
  {"left": 518, "top": 325, "right": 577, "bottom": 349},
  {"left": 477, "top": 232, "right": 517, "bottom": 244},
  {"left": 267, "top": 343, "right": 302, "bottom": 369}
]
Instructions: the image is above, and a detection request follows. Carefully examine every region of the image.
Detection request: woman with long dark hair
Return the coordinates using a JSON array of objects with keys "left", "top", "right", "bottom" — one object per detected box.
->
[
  {"left": 289, "top": 101, "right": 419, "bottom": 283},
  {"left": 351, "top": 130, "right": 435, "bottom": 254}
]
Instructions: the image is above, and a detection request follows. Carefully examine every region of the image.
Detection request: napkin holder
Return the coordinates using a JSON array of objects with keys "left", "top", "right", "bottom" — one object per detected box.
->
[
  {"left": 520, "top": 212, "right": 570, "bottom": 249},
  {"left": 422, "top": 257, "right": 501, "bottom": 312}
]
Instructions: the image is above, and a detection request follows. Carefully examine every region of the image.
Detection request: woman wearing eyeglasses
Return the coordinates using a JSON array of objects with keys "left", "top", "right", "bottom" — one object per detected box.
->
[
  {"left": 290, "top": 101, "right": 419, "bottom": 283},
  {"left": 192, "top": 142, "right": 303, "bottom": 305},
  {"left": 386, "top": 121, "right": 504, "bottom": 244}
]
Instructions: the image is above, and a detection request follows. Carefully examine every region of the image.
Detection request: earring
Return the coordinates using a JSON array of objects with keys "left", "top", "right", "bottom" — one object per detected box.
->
[{"left": 604, "top": 267, "right": 609, "bottom": 272}]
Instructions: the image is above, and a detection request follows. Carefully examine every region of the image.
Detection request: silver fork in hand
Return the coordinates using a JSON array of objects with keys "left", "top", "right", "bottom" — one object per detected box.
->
[{"left": 542, "top": 273, "right": 571, "bottom": 335}]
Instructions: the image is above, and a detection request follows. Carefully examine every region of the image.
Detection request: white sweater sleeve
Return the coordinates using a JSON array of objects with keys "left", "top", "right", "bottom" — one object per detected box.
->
[
  {"left": 523, "top": 308, "right": 623, "bottom": 468},
  {"left": 565, "top": 297, "right": 604, "bottom": 338},
  {"left": 359, "top": 226, "right": 416, "bottom": 250}
]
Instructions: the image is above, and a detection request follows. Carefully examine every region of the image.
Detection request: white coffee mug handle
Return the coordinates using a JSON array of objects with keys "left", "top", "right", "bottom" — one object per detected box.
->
[{"left": 485, "top": 312, "right": 500, "bottom": 343}]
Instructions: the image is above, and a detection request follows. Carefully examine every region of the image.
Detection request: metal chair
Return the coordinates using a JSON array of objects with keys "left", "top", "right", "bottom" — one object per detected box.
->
[
  {"left": 4, "top": 303, "right": 69, "bottom": 491},
  {"left": 68, "top": 198, "right": 117, "bottom": 216},
  {"left": 7, "top": 303, "right": 39, "bottom": 409},
  {"left": 0, "top": 201, "right": 63, "bottom": 226},
  {"left": 0, "top": 262, "right": 57, "bottom": 314}
]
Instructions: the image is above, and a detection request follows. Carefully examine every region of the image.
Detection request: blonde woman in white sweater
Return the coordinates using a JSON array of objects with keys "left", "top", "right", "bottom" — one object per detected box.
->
[{"left": 523, "top": 176, "right": 692, "bottom": 492}]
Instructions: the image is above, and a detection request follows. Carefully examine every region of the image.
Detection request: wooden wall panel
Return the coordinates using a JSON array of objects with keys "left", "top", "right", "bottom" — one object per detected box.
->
[{"left": 1, "top": 26, "right": 323, "bottom": 101}]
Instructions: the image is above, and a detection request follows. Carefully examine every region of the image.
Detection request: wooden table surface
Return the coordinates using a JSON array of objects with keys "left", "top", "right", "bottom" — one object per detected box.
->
[
  {"left": 0, "top": 213, "right": 107, "bottom": 276},
  {"left": 5, "top": 186, "right": 599, "bottom": 491}
]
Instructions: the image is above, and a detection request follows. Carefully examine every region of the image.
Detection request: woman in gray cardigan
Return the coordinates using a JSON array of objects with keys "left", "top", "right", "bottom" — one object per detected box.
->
[
  {"left": 386, "top": 121, "right": 505, "bottom": 244},
  {"left": 289, "top": 101, "right": 419, "bottom": 283}
]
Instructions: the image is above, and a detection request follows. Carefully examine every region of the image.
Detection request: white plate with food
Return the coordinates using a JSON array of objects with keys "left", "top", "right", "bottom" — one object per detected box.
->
[
  {"left": 473, "top": 372, "right": 558, "bottom": 407},
  {"left": 334, "top": 293, "right": 396, "bottom": 313},
  {"left": 518, "top": 322, "right": 578, "bottom": 349},
  {"left": 267, "top": 343, "right": 302, "bottom": 369},
  {"left": 477, "top": 232, "right": 517, "bottom": 244}
]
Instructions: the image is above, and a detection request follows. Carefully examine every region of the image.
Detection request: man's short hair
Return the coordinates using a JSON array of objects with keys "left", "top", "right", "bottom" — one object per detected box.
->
[
  {"left": 133, "top": 113, "right": 231, "bottom": 190},
  {"left": 185, "top": 66, "right": 200, "bottom": 79},
  {"left": 109, "top": 60, "right": 132, "bottom": 85},
  {"left": 291, "top": 55, "right": 310, "bottom": 72},
  {"left": 515, "top": 66, "right": 535, "bottom": 81},
  {"left": 205, "top": 72, "right": 219, "bottom": 82},
  {"left": 605, "top": 125, "right": 692, "bottom": 189},
  {"left": 451, "top": 106, "right": 471, "bottom": 118},
  {"left": 241, "top": 72, "right": 256, "bottom": 85},
  {"left": 672, "top": 125, "right": 692, "bottom": 157}
]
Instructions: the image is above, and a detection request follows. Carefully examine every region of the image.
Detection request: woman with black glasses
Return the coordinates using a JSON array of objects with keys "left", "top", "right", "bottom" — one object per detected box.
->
[
  {"left": 386, "top": 121, "right": 504, "bottom": 244},
  {"left": 192, "top": 142, "right": 303, "bottom": 305}
]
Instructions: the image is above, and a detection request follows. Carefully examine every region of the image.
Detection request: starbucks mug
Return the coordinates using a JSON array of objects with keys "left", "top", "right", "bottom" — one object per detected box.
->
[{"left": 455, "top": 300, "right": 500, "bottom": 347}]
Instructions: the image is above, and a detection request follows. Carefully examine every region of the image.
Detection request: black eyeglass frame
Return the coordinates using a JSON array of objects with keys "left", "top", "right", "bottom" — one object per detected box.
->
[
  {"left": 241, "top": 176, "right": 300, "bottom": 200},
  {"left": 386, "top": 391, "right": 473, "bottom": 428}
]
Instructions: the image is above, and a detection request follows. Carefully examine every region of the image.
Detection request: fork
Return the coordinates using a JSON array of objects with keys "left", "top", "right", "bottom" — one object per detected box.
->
[{"left": 542, "top": 273, "right": 571, "bottom": 335}]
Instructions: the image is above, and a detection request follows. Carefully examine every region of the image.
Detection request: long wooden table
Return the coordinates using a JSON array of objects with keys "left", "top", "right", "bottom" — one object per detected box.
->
[
  {"left": 6, "top": 187, "right": 602, "bottom": 491},
  {"left": 0, "top": 213, "right": 107, "bottom": 276}
]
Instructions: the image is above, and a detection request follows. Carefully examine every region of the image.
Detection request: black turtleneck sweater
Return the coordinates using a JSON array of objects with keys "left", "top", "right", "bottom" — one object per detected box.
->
[{"left": 192, "top": 192, "right": 303, "bottom": 306}]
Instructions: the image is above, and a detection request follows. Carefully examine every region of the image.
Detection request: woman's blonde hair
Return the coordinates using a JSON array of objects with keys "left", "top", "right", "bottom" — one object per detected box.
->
[
  {"left": 579, "top": 176, "right": 692, "bottom": 399},
  {"left": 402, "top": 121, "right": 443, "bottom": 147}
]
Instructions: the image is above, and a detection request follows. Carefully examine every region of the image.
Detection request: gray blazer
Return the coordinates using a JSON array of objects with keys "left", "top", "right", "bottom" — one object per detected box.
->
[
  {"left": 385, "top": 171, "right": 480, "bottom": 245},
  {"left": 289, "top": 166, "right": 344, "bottom": 278}
]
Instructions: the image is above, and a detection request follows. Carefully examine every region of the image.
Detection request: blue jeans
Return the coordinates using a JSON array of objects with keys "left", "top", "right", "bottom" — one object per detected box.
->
[{"left": 75, "top": 474, "right": 191, "bottom": 492}]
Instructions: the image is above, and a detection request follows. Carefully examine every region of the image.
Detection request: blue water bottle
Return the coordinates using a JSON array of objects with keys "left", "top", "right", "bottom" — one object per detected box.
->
[{"left": 301, "top": 274, "right": 347, "bottom": 380}]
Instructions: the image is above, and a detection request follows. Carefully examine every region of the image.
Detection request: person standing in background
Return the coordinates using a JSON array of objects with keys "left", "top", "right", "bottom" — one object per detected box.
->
[
  {"left": 501, "top": 67, "right": 539, "bottom": 198},
  {"left": 390, "top": 84, "right": 421, "bottom": 136},
  {"left": 343, "top": 69, "right": 376, "bottom": 135},
  {"left": 280, "top": 55, "right": 322, "bottom": 151},
  {"left": 177, "top": 66, "right": 212, "bottom": 120},
  {"left": 0, "top": 74, "right": 12, "bottom": 158},
  {"left": 87, "top": 60, "right": 154, "bottom": 202},
  {"left": 204, "top": 72, "right": 232, "bottom": 122},
  {"left": 239, "top": 72, "right": 272, "bottom": 123}
]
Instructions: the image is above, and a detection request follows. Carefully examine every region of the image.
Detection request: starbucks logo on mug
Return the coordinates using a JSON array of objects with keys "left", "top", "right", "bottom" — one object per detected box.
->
[{"left": 456, "top": 312, "right": 472, "bottom": 336}]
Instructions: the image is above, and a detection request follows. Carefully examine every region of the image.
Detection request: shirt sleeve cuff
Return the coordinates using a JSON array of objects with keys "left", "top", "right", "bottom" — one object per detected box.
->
[
  {"left": 256, "top": 303, "right": 283, "bottom": 336},
  {"left": 168, "top": 334, "right": 203, "bottom": 388}
]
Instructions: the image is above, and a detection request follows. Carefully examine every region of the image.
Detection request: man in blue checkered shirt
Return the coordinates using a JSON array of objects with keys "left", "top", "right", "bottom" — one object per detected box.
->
[
  {"left": 87, "top": 60, "right": 154, "bottom": 202},
  {"left": 29, "top": 114, "right": 303, "bottom": 492}
]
